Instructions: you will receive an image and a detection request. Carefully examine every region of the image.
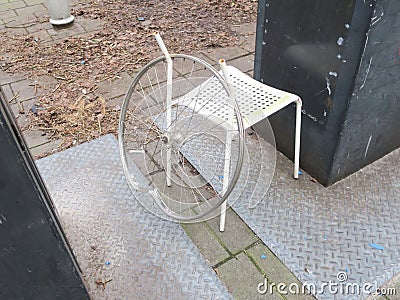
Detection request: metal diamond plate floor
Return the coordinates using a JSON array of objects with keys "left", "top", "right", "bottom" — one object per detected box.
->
[
  {"left": 181, "top": 131, "right": 400, "bottom": 299},
  {"left": 36, "top": 134, "right": 232, "bottom": 300},
  {"left": 238, "top": 150, "right": 400, "bottom": 299}
]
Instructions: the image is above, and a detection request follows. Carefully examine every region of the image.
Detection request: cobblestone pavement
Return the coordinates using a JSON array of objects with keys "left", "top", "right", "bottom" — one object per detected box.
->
[{"left": 1, "top": 1, "right": 399, "bottom": 299}]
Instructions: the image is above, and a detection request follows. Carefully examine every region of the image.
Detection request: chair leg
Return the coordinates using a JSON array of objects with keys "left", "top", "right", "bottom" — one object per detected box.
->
[
  {"left": 219, "top": 59, "right": 235, "bottom": 232},
  {"left": 219, "top": 200, "right": 228, "bottom": 232},
  {"left": 153, "top": 32, "right": 174, "bottom": 187},
  {"left": 219, "top": 129, "right": 233, "bottom": 232},
  {"left": 294, "top": 98, "right": 302, "bottom": 179},
  {"left": 219, "top": 142, "right": 232, "bottom": 232},
  {"left": 165, "top": 53, "right": 173, "bottom": 187}
]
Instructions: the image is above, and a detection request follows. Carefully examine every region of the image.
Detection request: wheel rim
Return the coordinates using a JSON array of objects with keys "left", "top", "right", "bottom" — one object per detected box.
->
[{"left": 119, "top": 54, "right": 245, "bottom": 222}]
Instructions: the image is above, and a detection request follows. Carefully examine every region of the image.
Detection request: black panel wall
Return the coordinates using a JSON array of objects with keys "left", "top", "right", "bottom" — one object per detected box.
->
[
  {"left": 329, "top": 1, "right": 400, "bottom": 182},
  {"left": 0, "top": 88, "right": 89, "bottom": 299},
  {"left": 254, "top": 0, "right": 399, "bottom": 185}
]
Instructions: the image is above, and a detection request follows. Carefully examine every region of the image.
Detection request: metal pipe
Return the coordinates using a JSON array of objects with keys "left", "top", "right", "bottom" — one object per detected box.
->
[
  {"left": 46, "top": 0, "right": 74, "bottom": 25},
  {"left": 218, "top": 59, "right": 236, "bottom": 232},
  {"left": 153, "top": 32, "right": 172, "bottom": 63},
  {"left": 153, "top": 32, "right": 172, "bottom": 187},
  {"left": 294, "top": 98, "right": 302, "bottom": 179}
]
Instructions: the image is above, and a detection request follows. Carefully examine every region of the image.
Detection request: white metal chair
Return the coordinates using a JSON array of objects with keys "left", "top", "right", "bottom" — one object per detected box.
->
[
  {"left": 120, "top": 32, "right": 301, "bottom": 228},
  {"left": 216, "top": 60, "right": 302, "bottom": 231},
  {"left": 155, "top": 33, "right": 302, "bottom": 230}
]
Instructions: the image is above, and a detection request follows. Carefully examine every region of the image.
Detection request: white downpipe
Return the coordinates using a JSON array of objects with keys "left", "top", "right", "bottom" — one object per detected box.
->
[
  {"left": 294, "top": 98, "right": 302, "bottom": 179},
  {"left": 154, "top": 32, "right": 172, "bottom": 187},
  {"left": 46, "top": 0, "right": 74, "bottom": 25},
  {"left": 218, "top": 59, "right": 235, "bottom": 232}
]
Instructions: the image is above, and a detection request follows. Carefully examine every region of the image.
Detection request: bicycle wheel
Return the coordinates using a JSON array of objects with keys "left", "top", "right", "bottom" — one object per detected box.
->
[{"left": 119, "top": 54, "right": 244, "bottom": 222}]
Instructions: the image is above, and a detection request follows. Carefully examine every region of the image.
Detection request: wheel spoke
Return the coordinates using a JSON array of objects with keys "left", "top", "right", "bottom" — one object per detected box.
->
[{"left": 118, "top": 54, "right": 244, "bottom": 222}]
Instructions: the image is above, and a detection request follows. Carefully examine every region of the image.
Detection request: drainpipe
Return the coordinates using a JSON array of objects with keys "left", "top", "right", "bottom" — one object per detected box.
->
[{"left": 46, "top": 0, "right": 74, "bottom": 26}]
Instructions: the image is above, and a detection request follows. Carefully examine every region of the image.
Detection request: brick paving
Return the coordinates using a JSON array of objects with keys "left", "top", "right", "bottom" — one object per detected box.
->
[
  {"left": 0, "top": 0, "right": 104, "bottom": 157},
  {"left": 0, "top": 0, "right": 255, "bottom": 162}
]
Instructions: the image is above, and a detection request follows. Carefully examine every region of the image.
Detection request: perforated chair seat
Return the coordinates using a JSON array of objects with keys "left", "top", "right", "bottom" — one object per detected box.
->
[{"left": 178, "top": 66, "right": 301, "bottom": 129}]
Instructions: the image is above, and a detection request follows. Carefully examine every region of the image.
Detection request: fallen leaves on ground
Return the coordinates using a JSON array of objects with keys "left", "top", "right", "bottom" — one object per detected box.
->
[{"left": 0, "top": 0, "right": 257, "bottom": 150}]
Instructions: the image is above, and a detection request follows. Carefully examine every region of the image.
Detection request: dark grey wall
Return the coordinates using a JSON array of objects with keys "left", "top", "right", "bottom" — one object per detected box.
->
[
  {"left": 0, "top": 88, "right": 89, "bottom": 299},
  {"left": 254, "top": 0, "right": 399, "bottom": 186},
  {"left": 329, "top": 0, "right": 400, "bottom": 184}
]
